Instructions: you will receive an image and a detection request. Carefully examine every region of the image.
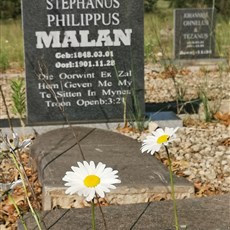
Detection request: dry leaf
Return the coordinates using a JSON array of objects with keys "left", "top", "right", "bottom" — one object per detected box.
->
[
  {"left": 2, "top": 205, "right": 15, "bottom": 215},
  {"left": 214, "top": 112, "right": 230, "bottom": 126}
]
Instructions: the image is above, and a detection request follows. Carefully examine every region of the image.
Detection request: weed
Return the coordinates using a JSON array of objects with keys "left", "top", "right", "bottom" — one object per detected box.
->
[
  {"left": 10, "top": 78, "right": 26, "bottom": 125},
  {"left": 198, "top": 88, "right": 212, "bottom": 122},
  {"left": 197, "top": 67, "right": 224, "bottom": 122},
  {"left": 129, "top": 114, "right": 150, "bottom": 132},
  {"left": 0, "top": 49, "right": 9, "bottom": 71}
]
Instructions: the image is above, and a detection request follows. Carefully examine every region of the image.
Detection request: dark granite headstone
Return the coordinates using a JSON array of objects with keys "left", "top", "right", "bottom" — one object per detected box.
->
[
  {"left": 174, "top": 8, "right": 215, "bottom": 59},
  {"left": 21, "top": 0, "right": 144, "bottom": 125}
]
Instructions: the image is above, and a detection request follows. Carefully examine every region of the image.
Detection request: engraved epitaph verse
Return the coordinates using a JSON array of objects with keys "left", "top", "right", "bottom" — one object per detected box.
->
[
  {"left": 174, "top": 8, "right": 215, "bottom": 59},
  {"left": 21, "top": 0, "right": 144, "bottom": 124}
]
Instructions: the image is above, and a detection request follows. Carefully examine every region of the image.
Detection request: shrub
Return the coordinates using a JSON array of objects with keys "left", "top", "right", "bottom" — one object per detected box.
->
[
  {"left": 0, "top": 0, "right": 21, "bottom": 19},
  {"left": 144, "top": 0, "right": 158, "bottom": 12},
  {"left": 0, "top": 49, "right": 9, "bottom": 71}
]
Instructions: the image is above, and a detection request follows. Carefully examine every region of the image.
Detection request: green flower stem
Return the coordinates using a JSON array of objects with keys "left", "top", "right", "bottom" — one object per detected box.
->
[
  {"left": 91, "top": 199, "right": 96, "bottom": 230},
  {"left": 8, "top": 193, "right": 28, "bottom": 230},
  {"left": 95, "top": 194, "right": 107, "bottom": 230},
  {"left": 15, "top": 149, "right": 37, "bottom": 200},
  {"left": 10, "top": 153, "right": 42, "bottom": 230},
  {"left": 165, "top": 145, "right": 179, "bottom": 230}
]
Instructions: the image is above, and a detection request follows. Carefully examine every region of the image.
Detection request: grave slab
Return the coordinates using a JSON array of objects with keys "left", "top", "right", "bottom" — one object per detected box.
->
[
  {"left": 146, "top": 111, "right": 183, "bottom": 129},
  {"left": 174, "top": 8, "right": 216, "bottom": 60},
  {"left": 30, "top": 127, "right": 193, "bottom": 211},
  {"left": 18, "top": 194, "right": 230, "bottom": 229}
]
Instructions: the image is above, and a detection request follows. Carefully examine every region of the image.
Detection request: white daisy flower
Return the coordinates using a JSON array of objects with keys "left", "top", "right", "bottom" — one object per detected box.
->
[
  {"left": 1, "top": 132, "right": 32, "bottom": 152},
  {"left": 141, "top": 127, "right": 179, "bottom": 155},
  {"left": 62, "top": 161, "right": 121, "bottom": 202}
]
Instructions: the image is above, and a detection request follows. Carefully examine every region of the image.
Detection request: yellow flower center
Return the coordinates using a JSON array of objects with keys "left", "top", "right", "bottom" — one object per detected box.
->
[
  {"left": 84, "top": 175, "right": 100, "bottom": 187},
  {"left": 157, "top": 134, "right": 169, "bottom": 144}
]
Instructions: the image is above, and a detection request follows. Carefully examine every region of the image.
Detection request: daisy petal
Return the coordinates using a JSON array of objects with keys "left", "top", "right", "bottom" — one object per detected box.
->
[
  {"left": 20, "top": 139, "right": 32, "bottom": 149},
  {"left": 141, "top": 127, "right": 178, "bottom": 155},
  {"left": 63, "top": 161, "right": 121, "bottom": 202},
  {"left": 86, "top": 189, "right": 96, "bottom": 201}
]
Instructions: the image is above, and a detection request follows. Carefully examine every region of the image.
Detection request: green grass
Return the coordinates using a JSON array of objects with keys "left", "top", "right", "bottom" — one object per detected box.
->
[
  {"left": 215, "top": 17, "right": 230, "bottom": 59},
  {"left": 144, "top": 11, "right": 174, "bottom": 62},
  {"left": 0, "top": 18, "right": 24, "bottom": 71}
]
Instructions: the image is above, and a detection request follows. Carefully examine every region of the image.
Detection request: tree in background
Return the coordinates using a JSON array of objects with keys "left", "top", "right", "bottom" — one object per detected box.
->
[
  {"left": 0, "top": 0, "right": 21, "bottom": 19},
  {"left": 215, "top": 0, "right": 230, "bottom": 19},
  {"left": 144, "top": 0, "right": 158, "bottom": 12}
]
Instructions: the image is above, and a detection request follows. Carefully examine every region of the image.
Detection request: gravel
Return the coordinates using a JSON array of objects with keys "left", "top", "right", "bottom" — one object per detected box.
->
[
  {"left": 173, "top": 124, "right": 229, "bottom": 189},
  {"left": 144, "top": 64, "right": 230, "bottom": 103}
]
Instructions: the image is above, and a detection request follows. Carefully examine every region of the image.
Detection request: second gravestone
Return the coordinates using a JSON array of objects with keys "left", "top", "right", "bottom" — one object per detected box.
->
[
  {"left": 21, "top": 0, "right": 144, "bottom": 125},
  {"left": 174, "top": 8, "right": 216, "bottom": 59}
]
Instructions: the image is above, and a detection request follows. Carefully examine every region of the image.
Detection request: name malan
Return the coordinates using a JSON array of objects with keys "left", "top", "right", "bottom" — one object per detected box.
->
[{"left": 36, "top": 29, "right": 132, "bottom": 48}]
